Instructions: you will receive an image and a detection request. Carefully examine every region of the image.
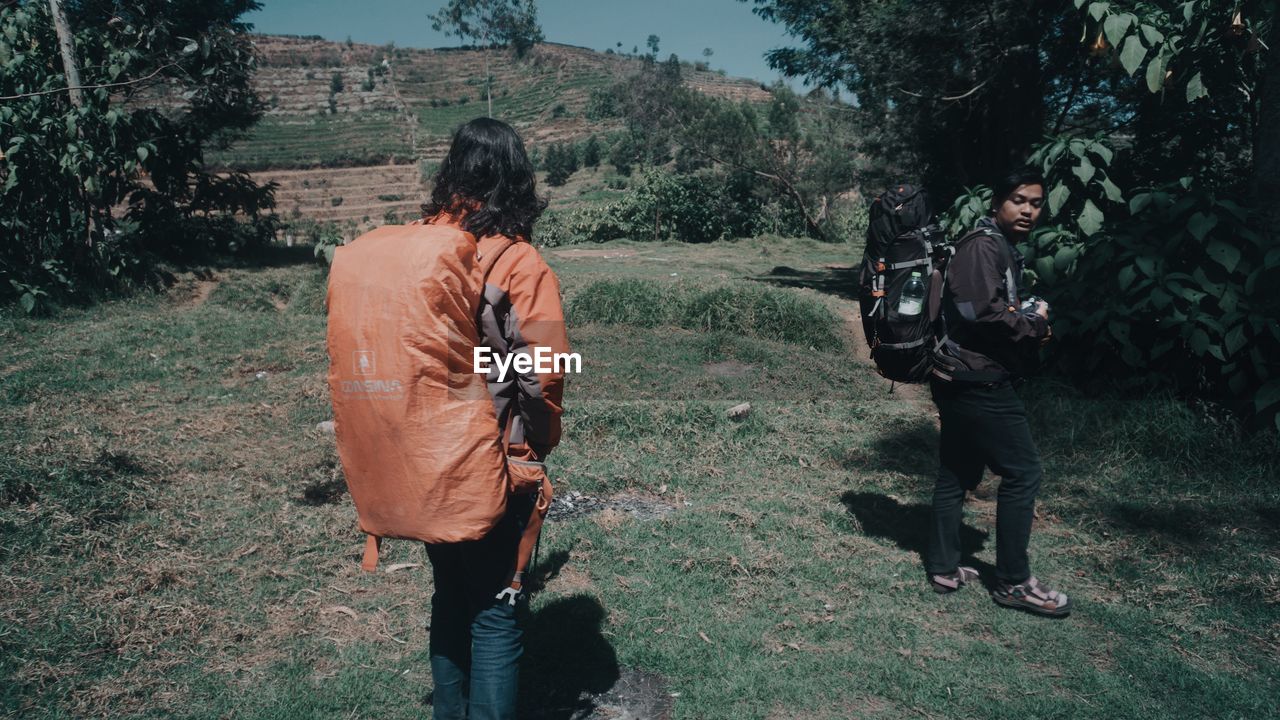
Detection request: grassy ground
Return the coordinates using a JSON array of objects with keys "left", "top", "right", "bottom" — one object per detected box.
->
[{"left": 1, "top": 238, "right": 1277, "bottom": 719}]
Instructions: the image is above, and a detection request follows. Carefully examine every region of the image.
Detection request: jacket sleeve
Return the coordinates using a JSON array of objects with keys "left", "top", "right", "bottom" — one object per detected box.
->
[
  {"left": 503, "top": 244, "right": 570, "bottom": 460},
  {"left": 947, "top": 234, "right": 1049, "bottom": 345}
]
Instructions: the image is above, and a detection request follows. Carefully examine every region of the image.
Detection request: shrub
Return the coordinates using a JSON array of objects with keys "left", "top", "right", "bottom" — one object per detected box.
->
[{"left": 330, "top": 196, "right": 343, "bottom": 207}]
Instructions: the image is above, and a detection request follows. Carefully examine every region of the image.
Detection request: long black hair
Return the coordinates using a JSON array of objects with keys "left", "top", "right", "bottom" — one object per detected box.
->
[{"left": 421, "top": 117, "right": 546, "bottom": 240}]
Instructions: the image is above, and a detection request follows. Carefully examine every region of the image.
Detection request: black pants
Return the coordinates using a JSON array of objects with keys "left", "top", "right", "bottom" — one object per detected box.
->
[{"left": 926, "top": 379, "right": 1042, "bottom": 585}]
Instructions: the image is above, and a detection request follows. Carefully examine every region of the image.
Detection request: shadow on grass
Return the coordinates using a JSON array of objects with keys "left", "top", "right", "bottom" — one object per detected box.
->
[
  {"left": 750, "top": 265, "right": 859, "bottom": 302},
  {"left": 524, "top": 548, "right": 571, "bottom": 594},
  {"left": 518, "top": 594, "right": 620, "bottom": 720},
  {"left": 839, "top": 491, "right": 994, "bottom": 587},
  {"left": 869, "top": 418, "right": 939, "bottom": 481},
  {"left": 829, "top": 418, "right": 940, "bottom": 498},
  {"left": 297, "top": 475, "right": 346, "bottom": 506}
]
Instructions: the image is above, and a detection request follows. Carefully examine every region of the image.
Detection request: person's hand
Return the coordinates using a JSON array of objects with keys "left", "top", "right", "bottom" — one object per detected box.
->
[{"left": 1035, "top": 300, "right": 1050, "bottom": 319}]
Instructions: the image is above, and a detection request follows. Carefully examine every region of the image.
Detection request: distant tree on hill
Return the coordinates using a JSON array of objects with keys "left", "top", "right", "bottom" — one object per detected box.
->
[
  {"left": 582, "top": 136, "right": 602, "bottom": 168},
  {"left": 646, "top": 34, "right": 660, "bottom": 55},
  {"left": 428, "top": 0, "right": 544, "bottom": 115},
  {"left": 544, "top": 142, "right": 579, "bottom": 186},
  {"left": 609, "top": 134, "right": 637, "bottom": 176}
]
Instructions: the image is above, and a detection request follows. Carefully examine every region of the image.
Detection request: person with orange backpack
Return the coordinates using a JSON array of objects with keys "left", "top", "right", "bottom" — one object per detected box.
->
[{"left": 326, "top": 117, "right": 569, "bottom": 719}]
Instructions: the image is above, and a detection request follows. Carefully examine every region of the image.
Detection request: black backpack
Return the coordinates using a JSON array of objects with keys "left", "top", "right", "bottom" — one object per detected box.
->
[{"left": 857, "top": 184, "right": 952, "bottom": 383}]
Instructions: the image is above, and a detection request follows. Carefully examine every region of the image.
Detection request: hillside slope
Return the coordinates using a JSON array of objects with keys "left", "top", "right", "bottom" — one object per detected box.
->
[{"left": 202, "top": 36, "right": 773, "bottom": 229}]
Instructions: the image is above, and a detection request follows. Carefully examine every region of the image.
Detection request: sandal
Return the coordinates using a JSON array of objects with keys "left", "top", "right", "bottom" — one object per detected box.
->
[
  {"left": 992, "top": 576, "right": 1071, "bottom": 617},
  {"left": 929, "top": 566, "right": 979, "bottom": 594}
]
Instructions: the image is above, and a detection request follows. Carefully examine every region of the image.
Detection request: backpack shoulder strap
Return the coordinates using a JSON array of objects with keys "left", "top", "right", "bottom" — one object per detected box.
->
[
  {"left": 954, "top": 226, "right": 1018, "bottom": 304},
  {"left": 478, "top": 237, "right": 519, "bottom": 282}
]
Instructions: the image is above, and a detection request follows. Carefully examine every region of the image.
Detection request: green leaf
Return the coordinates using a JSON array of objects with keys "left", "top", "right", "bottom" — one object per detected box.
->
[
  {"left": 1054, "top": 245, "right": 1081, "bottom": 271},
  {"left": 136, "top": 145, "right": 149, "bottom": 163},
  {"left": 1266, "top": 248, "right": 1280, "bottom": 270},
  {"left": 1103, "top": 13, "right": 1132, "bottom": 46},
  {"left": 1100, "top": 175, "right": 1123, "bottom": 202},
  {"left": 1129, "top": 192, "right": 1153, "bottom": 214},
  {"left": 1090, "top": 142, "right": 1114, "bottom": 165},
  {"left": 1185, "top": 72, "right": 1207, "bottom": 102},
  {"left": 1188, "top": 211, "right": 1218, "bottom": 241},
  {"left": 183, "top": 41, "right": 198, "bottom": 54},
  {"left": 1225, "top": 324, "right": 1247, "bottom": 356},
  {"left": 1206, "top": 239, "right": 1241, "bottom": 273},
  {"left": 1035, "top": 256, "right": 1057, "bottom": 284},
  {"left": 19, "top": 292, "right": 35, "bottom": 314},
  {"left": 1256, "top": 380, "right": 1280, "bottom": 413},
  {"left": 1150, "top": 288, "right": 1172, "bottom": 309},
  {"left": 1118, "top": 264, "right": 1136, "bottom": 290},
  {"left": 1207, "top": 344, "right": 1226, "bottom": 362},
  {"left": 1072, "top": 156, "right": 1096, "bottom": 184},
  {"left": 1141, "top": 24, "right": 1164, "bottom": 46},
  {"left": 1135, "top": 255, "right": 1158, "bottom": 277},
  {"left": 1049, "top": 184, "right": 1070, "bottom": 215},
  {"left": 1228, "top": 370, "right": 1248, "bottom": 396},
  {"left": 1145, "top": 53, "right": 1167, "bottom": 93},
  {"left": 1078, "top": 199, "right": 1104, "bottom": 236},
  {"left": 1108, "top": 319, "right": 1131, "bottom": 343},
  {"left": 1119, "top": 34, "right": 1147, "bottom": 75},
  {"left": 1193, "top": 267, "right": 1225, "bottom": 297},
  {"left": 1089, "top": 2, "right": 1110, "bottom": 21},
  {"left": 1189, "top": 328, "right": 1209, "bottom": 356}
]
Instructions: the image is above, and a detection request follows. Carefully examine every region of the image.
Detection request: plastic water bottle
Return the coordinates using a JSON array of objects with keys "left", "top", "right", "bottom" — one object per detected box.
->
[{"left": 898, "top": 272, "right": 925, "bottom": 317}]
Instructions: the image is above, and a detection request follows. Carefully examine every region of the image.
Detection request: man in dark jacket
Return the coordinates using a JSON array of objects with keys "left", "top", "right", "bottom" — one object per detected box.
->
[{"left": 925, "top": 168, "right": 1071, "bottom": 618}]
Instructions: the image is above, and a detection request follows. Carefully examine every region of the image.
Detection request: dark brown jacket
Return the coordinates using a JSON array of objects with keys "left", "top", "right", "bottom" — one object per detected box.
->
[{"left": 936, "top": 218, "right": 1050, "bottom": 381}]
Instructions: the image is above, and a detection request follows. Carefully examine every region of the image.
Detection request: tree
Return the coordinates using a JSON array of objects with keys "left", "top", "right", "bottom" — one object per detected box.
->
[
  {"left": 646, "top": 34, "right": 660, "bottom": 56},
  {"left": 0, "top": 0, "right": 276, "bottom": 310},
  {"left": 429, "top": 0, "right": 544, "bottom": 116},
  {"left": 544, "top": 142, "right": 578, "bottom": 186},
  {"left": 582, "top": 135, "right": 602, "bottom": 168}
]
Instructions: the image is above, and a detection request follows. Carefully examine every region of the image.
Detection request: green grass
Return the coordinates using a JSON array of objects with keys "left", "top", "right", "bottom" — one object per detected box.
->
[{"left": 1, "top": 237, "right": 1277, "bottom": 718}]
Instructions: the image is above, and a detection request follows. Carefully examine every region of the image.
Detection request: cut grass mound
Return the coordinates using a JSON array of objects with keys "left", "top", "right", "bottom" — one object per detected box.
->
[{"left": 568, "top": 279, "right": 842, "bottom": 351}]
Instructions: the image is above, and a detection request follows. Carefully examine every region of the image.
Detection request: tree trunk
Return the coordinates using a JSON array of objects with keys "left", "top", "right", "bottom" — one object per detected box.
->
[
  {"left": 1254, "top": 16, "right": 1279, "bottom": 229},
  {"left": 48, "top": 0, "right": 83, "bottom": 109}
]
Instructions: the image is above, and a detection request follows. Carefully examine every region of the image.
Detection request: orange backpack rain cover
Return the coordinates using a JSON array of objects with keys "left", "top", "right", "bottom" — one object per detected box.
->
[{"left": 325, "top": 223, "right": 508, "bottom": 567}]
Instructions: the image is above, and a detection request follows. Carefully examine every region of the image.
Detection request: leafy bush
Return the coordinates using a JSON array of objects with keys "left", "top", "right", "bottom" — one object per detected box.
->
[
  {"left": 536, "top": 168, "right": 789, "bottom": 246},
  {"left": 943, "top": 135, "right": 1280, "bottom": 430}
]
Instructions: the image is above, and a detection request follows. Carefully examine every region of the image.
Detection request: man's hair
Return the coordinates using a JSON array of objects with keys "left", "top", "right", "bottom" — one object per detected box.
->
[
  {"left": 422, "top": 117, "right": 547, "bottom": 240},
  {"left": 990, "top": 167, "right": 1046, "bottom": 209}
]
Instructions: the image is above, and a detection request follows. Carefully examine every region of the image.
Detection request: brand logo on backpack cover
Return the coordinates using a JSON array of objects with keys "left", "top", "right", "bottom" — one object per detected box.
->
[
  {"left": 342, "top": 350, "right": 403, "bottom": 399},
  {"left": 353, "top": 350, "right": 375, "bottom": 376}
]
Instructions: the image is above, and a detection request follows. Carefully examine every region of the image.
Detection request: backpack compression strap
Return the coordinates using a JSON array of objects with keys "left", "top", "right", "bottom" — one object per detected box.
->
[{"left": 360, "top": 236, "right": 521, "bottom": 573}]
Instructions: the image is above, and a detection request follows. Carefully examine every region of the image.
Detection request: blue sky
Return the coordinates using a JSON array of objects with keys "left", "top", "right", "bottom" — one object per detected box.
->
[{"left": 243, "top": 0, "right": 802, "bottom": 87}]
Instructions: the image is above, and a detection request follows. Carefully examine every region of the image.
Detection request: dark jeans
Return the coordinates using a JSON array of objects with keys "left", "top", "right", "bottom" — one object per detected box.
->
[
  {"left": 425, "top": 495, "right": 534, "bottom": 720},
  {"left": 926, "top": 379, "right": 1043, "bottom": 585}
]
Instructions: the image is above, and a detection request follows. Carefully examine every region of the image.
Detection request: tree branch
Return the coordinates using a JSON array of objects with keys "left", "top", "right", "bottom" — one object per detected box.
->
[{"left": 0, "top": 62, "right": 181, "bottom": 101}]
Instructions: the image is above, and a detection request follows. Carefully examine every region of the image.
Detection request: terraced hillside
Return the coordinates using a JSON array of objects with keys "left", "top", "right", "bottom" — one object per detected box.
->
[{"left": 203, "top": 35, "right": 772, "bottom": 228}]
